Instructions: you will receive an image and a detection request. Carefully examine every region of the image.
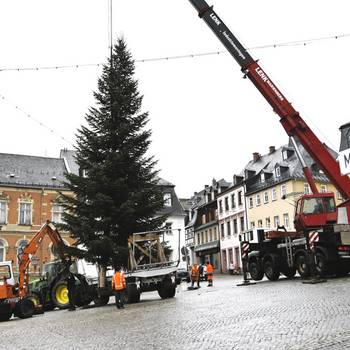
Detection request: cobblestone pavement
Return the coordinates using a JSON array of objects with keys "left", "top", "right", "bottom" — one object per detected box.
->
[{"left": 2, "top": 275, "right": 350, "bottom": 349}]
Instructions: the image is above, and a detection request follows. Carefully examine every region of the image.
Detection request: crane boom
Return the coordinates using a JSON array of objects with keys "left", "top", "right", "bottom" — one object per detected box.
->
[{"left": 188, "top": 0, "right": 350, "bottom": 200}]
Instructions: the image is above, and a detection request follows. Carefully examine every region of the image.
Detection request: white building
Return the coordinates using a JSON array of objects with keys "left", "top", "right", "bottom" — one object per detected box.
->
[{"left": 217, "top": 176, "right": 247, "bottom": 273}]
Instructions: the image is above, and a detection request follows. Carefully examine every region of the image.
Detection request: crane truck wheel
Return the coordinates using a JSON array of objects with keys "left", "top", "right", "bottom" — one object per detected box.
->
[
  {"left": 248, "top": 261, "right": 264, "bottom": 281},
  {"left": 0, "top": 304, "right": 12, "bottom": 321},
  {"left": 51, "top": 281, "right": 70, "bottom": 309},
  {"left": 263, "top": 260, "right": 280, "bottom": 281},
  {"left": 158, "top": 278, "right": 176, "bottom": 299},
  {"left": 14, "top": 298, "right": 35, "bottom": 319},
  {"left": 315, "top": 252, "right": 327, "bottom": 277},
  {"left": 296, "top": 254, "right": 309, "bottom": 279},
  {"left": 282, "top": 268, "right": 296, "bottom": 279}
]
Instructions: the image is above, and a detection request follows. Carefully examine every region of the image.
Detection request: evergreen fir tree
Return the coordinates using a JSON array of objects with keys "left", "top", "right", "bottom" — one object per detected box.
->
[{"left": 61, "top": 38, "right": 166, "bottom": 268}]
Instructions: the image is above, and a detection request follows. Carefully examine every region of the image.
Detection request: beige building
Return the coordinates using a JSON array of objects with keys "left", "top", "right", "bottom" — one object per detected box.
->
[{"left": 243, "top": 142, "right": 342, "bottom": 231}]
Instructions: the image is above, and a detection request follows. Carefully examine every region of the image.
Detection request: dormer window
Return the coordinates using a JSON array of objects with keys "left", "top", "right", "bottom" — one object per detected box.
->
[
  {"left": 275, "top": 167, "right": 281, "bottom": 178},
  {"left": 261, "top": 173, "right": 265, "bottom": 183},
  {"left": 282, "top": 150, "right": 288, "bottom": 161},
  {"left": 163, "top": 193, "right": 172, "bottom": 207}
]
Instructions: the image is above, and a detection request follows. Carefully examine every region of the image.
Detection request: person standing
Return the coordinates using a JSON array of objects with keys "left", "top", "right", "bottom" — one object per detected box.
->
[
  {"left": 229, "top": 261, "right": 234, "bottom": 275},
  {"left": 206, "top": 261, "right": 214, "bottom": 287},
  {"left": 112, "top": 266, "right": 126, "bottom": 309},
  {"left": 67, "top": 272, "right": 76, "bottom": 311},
  {"left": 190, "top": 263, "right": 200, "bottom": 288}
]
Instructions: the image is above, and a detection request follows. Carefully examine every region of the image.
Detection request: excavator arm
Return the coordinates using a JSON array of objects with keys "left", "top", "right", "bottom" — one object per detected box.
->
[
  {"left": 188, "top": 0, "right": 350, "bottom": 201},
  {"left": 18, "top": 221, "right": 70, "bottom": 297}
]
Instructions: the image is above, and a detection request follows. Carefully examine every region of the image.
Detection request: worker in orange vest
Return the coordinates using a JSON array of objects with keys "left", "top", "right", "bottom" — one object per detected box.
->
[
  {"left": 111, "top": 266, "right": 126, "bottom": 309},
  {"left": 190, "top": 263, "right": 200, "bottom": 288},
  {"left": 206, "top": 261, "right": 214, "bottom": 287}
]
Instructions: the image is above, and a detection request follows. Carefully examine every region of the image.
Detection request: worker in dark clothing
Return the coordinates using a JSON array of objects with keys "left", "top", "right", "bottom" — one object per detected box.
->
[{"left": 67, "top": 272, "right": 76, "bottom": 311}]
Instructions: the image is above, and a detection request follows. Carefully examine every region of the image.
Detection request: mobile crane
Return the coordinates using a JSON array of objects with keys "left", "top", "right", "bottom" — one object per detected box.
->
[
  {"left": 0, "top": 221, "right": 70, "bottom": 321},
  {"left": 188, "top": 0, "right": 350, "bottom": 279}
]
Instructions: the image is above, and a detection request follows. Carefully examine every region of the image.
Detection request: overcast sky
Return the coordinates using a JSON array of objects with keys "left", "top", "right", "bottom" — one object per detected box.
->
[{"left": 1, "top": 0, "right": 350, "bottom": 198}]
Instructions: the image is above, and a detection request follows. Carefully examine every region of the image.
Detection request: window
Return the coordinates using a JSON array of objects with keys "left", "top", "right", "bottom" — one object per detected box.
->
[
  {"left": 19, "top": 203, "right": 32, "bottom": 225},
  {"left": 238, "top": 191, "right": 243, "bottom": 206},
  {"left": 273, "top": 215, "right": 280, "bottom": 228},
  {"left": 219, "top": 200, "right": 223, "bottom": 214},
  {"left": 304, "top": 183, "right": 310, "bottom": 195},
  {"left": 0, "top": 202, "right": 6, "bottom": 224},
  {"left": 281, "top": 185, "right": 287, "bottom": 198},
  {"left": 202, "top": 214, "right": 206, "bottom": 225},
  {"left": 250, "top": 221, "right": 255, "bottom": 229},
  {"left": 197, "top": 233, "right": 200, "bottom": 245},
  {"left": 231, "top": 194, "right": 236, "bottom": 209},
  {"left": 249, "top": 197, "right": 253, "bottom": 208},
  {"left": 17, "top": 239, "right": 29, "bottom": 263},
  {"left": 224, "top": 197, "right": 229, "bottom": 211},
  {"left": 240, "top": 217, "right": 245, "bottom": 232},
  {"left": 221, "top": 223, "right": 225, "bottom": 238},
  {"left": 205, "top": 230, "right": 208, "bottom": 243},
  {"left": 163, "top": 193, "right": 172, "bottom": 207},
  {"left": 209, "top": 229, "right": 213, "bottom": 241},
  {"left": 275, "top": 167, "right": 281, "bottom": 178},
  {"left": 52, "top": 204, "right": 64, "bottom": 224},
  {"left": 227, "top": 222, "right": 231, "bottom": 236},
  {"left": 261, "top": 173, "right": 265, "bottom": 183},
  {"left": 320, "top": 185, "right": 327, "bottom": 193},
  {"left": 283, "top": 213, "right": 290, "bottom": 228},
  {"left": 201, "top": 232, "right": 204, "bottom": 244},
  {"left": 265, "top": 217, "right": 271, "bottom": 228},
  {"left": 0, "top": 241, "right": 5, "bottom": 262},
  {"left": 214, "top": 227, "right": 218, "bottom": 241},
  {"left": 337, "top": 191, "right": 343, "bottom": 200},
  {"left": 233, "top": 219, "right": 237, "bottom": 234},
  {"left": 0, "top": 265, "right": 10, "bottom": 279},
  {"left": 272, "top": 188, "right": 277, "bottom": 201},
  {"left": 263, "top": 191, "right": 269, "bottom": 204},
  {"left": 257, "top": 220, "right": 263, "bottom": 228},
  {"left": 256, "top": 194, "right": 261, "bottom": 206},
  {"left": 164, "top": 222, "right": 172, "bottom": 234}
]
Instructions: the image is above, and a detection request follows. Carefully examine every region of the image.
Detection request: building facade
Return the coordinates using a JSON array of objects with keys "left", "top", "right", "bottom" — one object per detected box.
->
[
  {"left": 217, "top": 176, "right": 246, "bottom": 273},
  {"left": 243, "top": 142, "right": 343, "bottom": 231},
  {"left": 0, "top": 152, "right": 74, "bottom": 274}
]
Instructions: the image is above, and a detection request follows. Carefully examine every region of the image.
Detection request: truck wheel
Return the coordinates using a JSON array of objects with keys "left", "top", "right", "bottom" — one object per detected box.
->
[
  {"left": 248, "top": 261, "right": 264, "bottom": 281},
  {"left": 51, "top": 281, "right": 70, "bottom": 309},
  {"left": 14, "top": 298, "right": 35, "bottom": 319},
  {"left": 93, "top": 295, "right": 110, "bottom": 306},
  {"left": 296, "top": 254, "right": 309, "bottom": 278},
  {"left": 158, "top": 279, "right": 176, "bottom": 299},
  {"left": 315, "top": 252, "right": 327, "bottom": 277},
  {"left": 264, "top": 260, "right": 280, "bottom": 281},
  {"left": 28, "top": 293, "right": 45, "bottom": 315},
  {"left": 125, "top": 284, "right": 140, "bottom": 304}
]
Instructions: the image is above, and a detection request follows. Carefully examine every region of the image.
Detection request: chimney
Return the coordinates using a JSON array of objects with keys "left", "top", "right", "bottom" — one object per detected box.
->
[
  {"left": 253, "top": 152, "right": 261, "bottom": 162},
  {"left": 269, "top": 146, "right": 276, "bottom": 154}
]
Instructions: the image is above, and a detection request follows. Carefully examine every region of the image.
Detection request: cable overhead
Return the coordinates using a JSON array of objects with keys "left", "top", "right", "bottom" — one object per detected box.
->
[
  {"left": 0, "top": 32, "right": 349, "bottom": 72},
  {"left": 0, "top": 93, "right": 74, "bottom": 146}
]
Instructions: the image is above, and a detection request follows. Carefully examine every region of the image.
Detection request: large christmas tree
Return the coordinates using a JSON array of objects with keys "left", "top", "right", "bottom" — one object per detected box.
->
[{"left": 62, "top": 38, "right": 166, "bottom": 268}]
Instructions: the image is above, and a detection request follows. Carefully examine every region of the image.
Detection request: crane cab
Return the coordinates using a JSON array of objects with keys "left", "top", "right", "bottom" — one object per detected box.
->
[{"left": 294, "top": 193, "right": 337, "bottom": 232}]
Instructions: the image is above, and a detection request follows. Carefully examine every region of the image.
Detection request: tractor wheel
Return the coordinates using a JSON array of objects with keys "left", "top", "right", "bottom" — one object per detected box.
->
[
  {"left": 93, "top": 295, "right": 110, "bottom": 307},
  {"left": 125, "top": 284, "right": 140, "bottom": 304},
  {"left": 249, "top": 261, "right": 264, "bottom": 281},
  {"left": 14, "top": 298, "right": 35, "bottom": 319},
  {"left": 51, "top": 281, "right": 70, "bottom": 309},
  {"left": 296, "top": 254, "right": 309, "bottom": 278},
  {"left": 28, "top": 292, "right": 44, "bottom": 315},
  {"left": 0, "top": 303, "right": 12, "bottom": 321},
  {"left": 264, "top": 260, "right": 280, "bottom": 281}
]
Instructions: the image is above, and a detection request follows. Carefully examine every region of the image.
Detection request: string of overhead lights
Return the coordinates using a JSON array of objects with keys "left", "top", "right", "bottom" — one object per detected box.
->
[
  {"left": 0, "top": 93, "right": 74, "bottom": 146},
  {"left": 0, "top": 33, "right": 349, "bottom": 72}
]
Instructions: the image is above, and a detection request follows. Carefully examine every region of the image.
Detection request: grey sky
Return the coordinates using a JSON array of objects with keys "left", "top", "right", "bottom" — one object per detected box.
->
[{"left": 1, "top": 0, "right": 350, "bottom": 198}]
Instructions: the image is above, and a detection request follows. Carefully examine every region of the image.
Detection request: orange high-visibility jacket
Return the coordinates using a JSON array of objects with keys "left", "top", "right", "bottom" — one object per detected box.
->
[
  {"left": 206, "top": 264, "right": 213, "bottom": 274},
  {"left": 112, "top": 272, "right": 126, "bottom": 291},
  {"left": 191, "top": 265, "right": 199, "bottom": 277}
]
